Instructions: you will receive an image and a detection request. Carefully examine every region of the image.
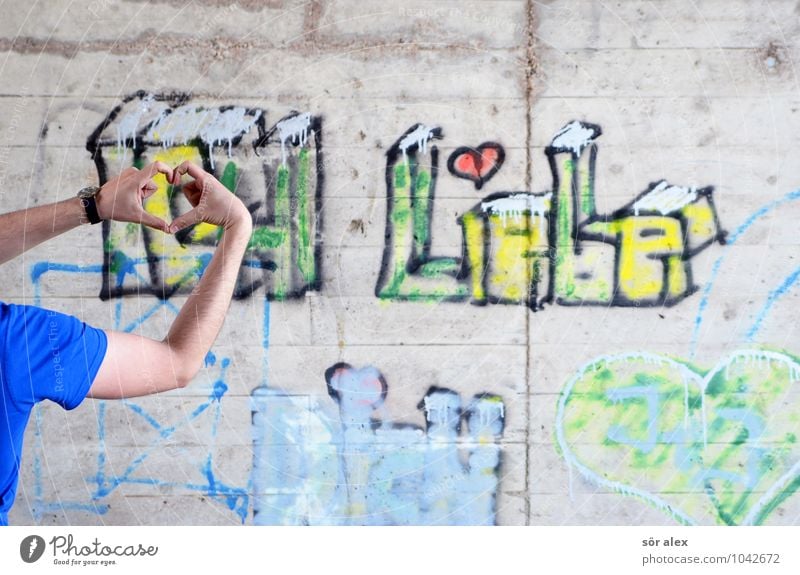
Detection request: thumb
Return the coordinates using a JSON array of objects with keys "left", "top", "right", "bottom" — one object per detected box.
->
[
  {"left": 168, "top": 207, "right": 201, "bottom": 234},
  {"left": 138, "top": 210, "right": 170, "bottom": 233}
]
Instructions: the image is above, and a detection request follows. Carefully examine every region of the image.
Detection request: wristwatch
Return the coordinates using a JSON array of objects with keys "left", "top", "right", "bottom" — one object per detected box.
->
[{"left": 77, "top": 185, "right": 102, "bottom": 224}]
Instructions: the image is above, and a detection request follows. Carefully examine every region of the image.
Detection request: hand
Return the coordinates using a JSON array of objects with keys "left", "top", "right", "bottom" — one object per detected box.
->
[
  {"left": 168, "top": 161, "right": 252, "bottom": 233},
  {"left": 95, "top": 162, "right": 174, "bottom": 233}
]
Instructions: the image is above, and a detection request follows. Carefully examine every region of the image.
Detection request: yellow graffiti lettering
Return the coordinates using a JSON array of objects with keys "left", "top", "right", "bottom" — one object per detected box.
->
[{"left": 615, "top": 216, "right": 687, "bottom": 302}]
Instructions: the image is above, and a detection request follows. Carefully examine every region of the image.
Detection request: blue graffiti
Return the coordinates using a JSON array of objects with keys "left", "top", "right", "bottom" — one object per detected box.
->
[
  {"left": 700, "top": 408, "right": 766, "bottom": 490},
  {"left": 601, "top": 383, "right": 771, "bottom": 495},
  {"left": 606, "top": 385, "right": 661, "bottom": 454},
  {"left": 745, "top": 265, "right": 800, "bottom": 341},
  {"left": 690, "top": 188, "right": 800, "bottom": 356},
  {"left": 250, "top": 363, "right": 506, "bottom": 525},
  {"left": 27, "top": 258, "right": 251, "bottom": 523}
]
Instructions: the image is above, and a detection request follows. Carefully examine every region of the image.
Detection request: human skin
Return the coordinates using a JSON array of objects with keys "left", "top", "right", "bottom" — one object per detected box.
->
[{"left": 0, "top": 160, "right": 253, "bottom": 397}]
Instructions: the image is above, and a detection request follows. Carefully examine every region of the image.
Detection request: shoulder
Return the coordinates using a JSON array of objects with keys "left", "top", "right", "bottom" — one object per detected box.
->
[{"left": 0, "top": 302, "right": 107, "bottom": 409}]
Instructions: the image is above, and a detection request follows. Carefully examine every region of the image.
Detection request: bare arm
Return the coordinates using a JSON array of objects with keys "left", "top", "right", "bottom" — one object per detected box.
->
[
  {"left": 0, "top": 197, "right": 86, "bottom": 265},
  {"left": 88, "top": 162, "right": 253, "bottom": 398},
  {"left": 0, "top": 163, "right": 173, "bottom": 266}
]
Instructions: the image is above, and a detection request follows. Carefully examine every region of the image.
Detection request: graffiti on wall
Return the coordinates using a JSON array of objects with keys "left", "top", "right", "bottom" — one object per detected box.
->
[
  {"left": 28, "top": 90, "right": 789, "bottom": 528},
  {"left": 557, "top": 349, "right": 800, "bottom": 525},
  {"left": 28, "top": 259, "right": 506, "bottom": 525},
  {"left": 26, "top": 262, "right": 251, "bottom": 522},
  {"left": 22, "top": 92, "right": 326, "bottom": 523},
  {"left": 87, "top": 91, "right": 323, "bottom": 301},
  {"left": 26, "top": 96, "right": 515, "bottom": 525},
  {"left": 553, "top": 182, "right": 800, "bottom": 526},
  {"left": 250, "top": 363, "right": 506, "bottom": 525},
  {"left": 447, "top": 141, "right": 505, "bottom": 190},
  {"left": 376, "top": 121, "right": 726, "bottom": 309}
]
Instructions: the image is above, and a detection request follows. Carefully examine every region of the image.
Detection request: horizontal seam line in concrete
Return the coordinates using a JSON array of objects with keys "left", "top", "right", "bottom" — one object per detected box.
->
[{"left": 0, "top": 36, "right": 523, "bottom": 55}]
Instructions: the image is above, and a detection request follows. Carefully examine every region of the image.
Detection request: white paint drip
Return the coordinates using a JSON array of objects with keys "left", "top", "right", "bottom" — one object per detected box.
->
[
  {"left": 720, "top": 349, "right": 796, "bottom": 371},
  {"left": 398, "top": 124, "right": 438, "bottom": 157},
  {"left": 116, "top": 95, "right": 159, "bottom": 166},
  {"left": 481, "top": 193, "right": 551, "bottom": 230},
  {"left": 632, "top": 180, "right": 699, "bottom": 216},
  {"left": 148, "top": 106, "right": 209, "bottom": 147},
  {"left": 549, "top": 120, "right": 599, "bottom": 157},
  {"left": 472, "top": 400, "right": 505, "bottom": 427},
  {"left": 117, "top": 94, "right": 155, "bottom": 150},
  {"left": 201, "top": 107, "right": 262, "bottom": 166},
  {"left": 276, "top": 112, "right": 312, "bottom": 165},
  {"left": 146, "top": 105, "right": 262, "bottom": 169},
  {"left": 690, "top": 349, "right": 798, "bottom": 453},
  {"left": 422, "top": 393, "right": 460, "bottom": 426}
]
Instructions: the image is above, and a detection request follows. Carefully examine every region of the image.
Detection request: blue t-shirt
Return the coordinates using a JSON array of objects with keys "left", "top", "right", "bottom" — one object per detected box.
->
[{"left": 0, "top": 302, "right": 108, "bottom": 526}]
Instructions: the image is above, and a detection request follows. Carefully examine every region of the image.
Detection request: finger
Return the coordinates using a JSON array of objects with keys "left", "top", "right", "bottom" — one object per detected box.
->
[
  {"left": 149, "top": 162, "right": 174, "bottom": 182},
  {"left": 140, "top": 180, "right": 159, "bottom": 197},
  {"left": 122, "top": 166, "right": 139, "bottom": 175},
  {"left": 139, "top": 162, "right": 172, "bottom": 183},
  {"left": 138, "top": 210, "right": 170, "bottom": 234},
  {"left": 174, "top": 161, "right": 207, "bottom": 182},
  {"left": 168, "top": 207, "right": 201, "bottom": 234},
  {"left": 141, "top": 179, "right": 159, "bottom": 191},
  {"left": 181, "top": 182, "right": 202, "bottom": 206}
]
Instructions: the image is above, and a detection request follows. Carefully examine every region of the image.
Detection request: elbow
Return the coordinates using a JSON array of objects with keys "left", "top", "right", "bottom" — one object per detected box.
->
[
  {"left": 162, "top": 341, "right": 203, "bottom": 389},
  {"left": 173, "top": 371, "right": 193, "bottom": 390},
  {"left": 173, "top": 360, "right": 203, "bottom": 389}
]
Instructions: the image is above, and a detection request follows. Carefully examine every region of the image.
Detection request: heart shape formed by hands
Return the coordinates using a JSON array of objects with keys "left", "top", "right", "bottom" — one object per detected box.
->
[
  {"left": 102, "top": 160, "right": 245, "bottom": 236},
  {"left": 557, "top": 349, "right": 800, "bottom": 525},
  {"left": 447, "top": 143, "right": 505, "bottom": 190}
]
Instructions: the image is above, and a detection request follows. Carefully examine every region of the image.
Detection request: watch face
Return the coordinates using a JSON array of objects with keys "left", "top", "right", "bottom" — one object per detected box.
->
[{"left": 77, "top": 185, "right": 101, "bottom": 199}]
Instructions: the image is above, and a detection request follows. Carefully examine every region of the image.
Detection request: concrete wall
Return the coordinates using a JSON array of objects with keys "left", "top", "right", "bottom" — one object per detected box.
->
[{"left": 1, "top": 0, "right": 799, "bottom": 525}]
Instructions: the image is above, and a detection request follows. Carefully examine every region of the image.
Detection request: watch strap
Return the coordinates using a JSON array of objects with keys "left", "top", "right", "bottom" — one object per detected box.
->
[{"left": 80, "top": 195, "right": 102, "bottom": 225}]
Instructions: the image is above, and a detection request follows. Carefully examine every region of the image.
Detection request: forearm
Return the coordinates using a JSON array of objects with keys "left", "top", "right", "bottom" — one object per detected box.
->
[
  {"left": 163, "top": 219, "right": 252, "bottom": 381},
  {"left": 88, "top": 160, "right": 251, "bottom": 396},
  {"left": 89, "top": 219, "right": 252, "bottom": 400},
  {"left": 0, "top": 197, "right": 86, "bottom": 265}
]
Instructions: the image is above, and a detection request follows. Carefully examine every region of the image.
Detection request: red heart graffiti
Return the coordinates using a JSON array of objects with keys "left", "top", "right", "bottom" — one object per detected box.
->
[{"left": 447, "top": 143, "right": 506, "bottom": 190}]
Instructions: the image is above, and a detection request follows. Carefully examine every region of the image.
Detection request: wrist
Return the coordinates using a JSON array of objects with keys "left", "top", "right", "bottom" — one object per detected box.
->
[
  {"left": 222, "top": 217, "right": 252, "bottom": 245},
  {"left": 225, "top": 219, "right": 252, "bottom": 237},
  {"left": 223, "top": 211, "right": 253, "bottom": 234},
  {"left": 94, "top": 184, "right": 111, "bottom": 221},
  {"left": 76, "top": 185, "right": 104, "bottom": 224},
  {"left": 69, "top": 196, "right": 92, "bottom": 226}
]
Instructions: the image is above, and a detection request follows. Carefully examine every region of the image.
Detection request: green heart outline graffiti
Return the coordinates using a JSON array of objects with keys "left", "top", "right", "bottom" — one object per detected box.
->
[{"left": 556, "top": 349, "right": 800, "bottom": 525}]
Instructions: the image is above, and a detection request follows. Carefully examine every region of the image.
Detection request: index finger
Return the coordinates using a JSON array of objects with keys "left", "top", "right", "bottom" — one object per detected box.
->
[
  {"left": 140, "top": 161, "right": 174, "bottom": 182},
  {"left": 173, "top": 161, "right": 207, "bottom": 184}
]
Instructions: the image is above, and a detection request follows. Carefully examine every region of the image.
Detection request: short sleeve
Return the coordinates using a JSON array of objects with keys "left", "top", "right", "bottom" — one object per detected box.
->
[{"left": 3, "top": 303, "right": 108, "bottom": 410}]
